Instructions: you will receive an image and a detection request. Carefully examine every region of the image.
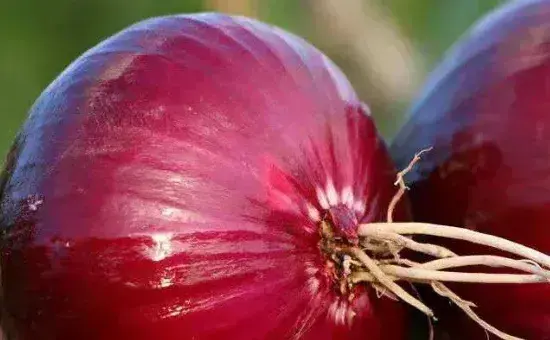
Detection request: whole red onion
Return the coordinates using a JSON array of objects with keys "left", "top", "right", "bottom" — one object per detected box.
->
[
  {"left": 392, "top": 0, "right": 550, "bottom": 338},
  {"left": 0, "top": 13, "right": 408, "bottom": 339}
]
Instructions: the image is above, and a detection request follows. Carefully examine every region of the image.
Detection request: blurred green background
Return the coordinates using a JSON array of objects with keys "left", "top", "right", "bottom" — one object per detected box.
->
[{"left": 0, "top": 0, "right": 505, "bottom": 158}]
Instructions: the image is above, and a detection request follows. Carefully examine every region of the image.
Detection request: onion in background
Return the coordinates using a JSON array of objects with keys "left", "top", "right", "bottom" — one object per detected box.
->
[{"left": 392, "top": 0, "right": 550, "bottom": 338}]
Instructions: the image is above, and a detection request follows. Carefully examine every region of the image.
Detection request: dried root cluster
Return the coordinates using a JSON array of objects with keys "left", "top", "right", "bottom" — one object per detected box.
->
[{"left": 319, "top": 149, "right": 550, "bottom": 340}]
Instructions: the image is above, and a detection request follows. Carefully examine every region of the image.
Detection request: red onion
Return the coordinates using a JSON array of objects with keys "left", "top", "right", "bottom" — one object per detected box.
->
[
  {"left": 0, "top": 13, "right": 408, "bottom": 339},
  {"left": 391, "top": 1, "right": 550, "bottom": 338}
]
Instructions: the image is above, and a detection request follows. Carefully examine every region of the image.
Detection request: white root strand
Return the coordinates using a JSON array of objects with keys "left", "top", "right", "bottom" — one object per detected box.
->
[
  {"left": 431, "top": 281, "right": 477, "bottom": 307},
  {"left": 364, "top": 230, "right": 457, "bottom": 258},
  {"left": 378, "top": 258, "right": 421, "bottom": 267},
  {"left": 360, "top": 223, "right": 550, "bottom": 268},
  {"left": 431, "top": 282, "right": 523, "bottom": 340},
  {"left": 350, "top": 271, "right": 384, "bottom": 283},
  {"left": 348, "top": 248, "right": 435, "bottom": 318},
  {"left": 350, "top": 267, "right": 547, "bottom": 284},
  {"left": 408, "top": 282, "right": 435, "bottom": 340},
  {"left": 371, "top": 282, "right": 399, "bottom": 301},
  {"left": 419, "top": 255, "right": 550, "bottom": 279},
  {"left": 379, "top": 265, "right": 548, "bottom": 284},
  {"left": 361, "top": 241, "right": 390, "bottom": 254}
]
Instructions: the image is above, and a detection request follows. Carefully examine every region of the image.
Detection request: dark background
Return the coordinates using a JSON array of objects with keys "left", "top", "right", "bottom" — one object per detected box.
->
[{"left": 0, "top": 0, "right": 505, "bottom": 158}]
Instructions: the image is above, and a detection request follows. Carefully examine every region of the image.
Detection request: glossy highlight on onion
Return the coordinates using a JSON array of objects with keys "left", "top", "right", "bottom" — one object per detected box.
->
[
  {"left": 391, "top": 0, "right": 550, "bottom": 338},
  {"left": 0, "top": 13, "right": 409, "bottom": 339}
]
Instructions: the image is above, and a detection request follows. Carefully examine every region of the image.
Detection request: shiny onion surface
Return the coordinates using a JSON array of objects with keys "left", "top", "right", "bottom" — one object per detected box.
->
[{"left": 0, "top": 13, "right": 407, "bottom": 340}]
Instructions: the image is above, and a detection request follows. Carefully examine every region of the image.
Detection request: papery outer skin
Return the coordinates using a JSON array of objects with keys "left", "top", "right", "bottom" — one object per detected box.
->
[
  {"left": 391, "top": 0, "right": 550, "bottom": 338},
  {"left": 0, "top": 13, "right": 408, "bottom": 340}
]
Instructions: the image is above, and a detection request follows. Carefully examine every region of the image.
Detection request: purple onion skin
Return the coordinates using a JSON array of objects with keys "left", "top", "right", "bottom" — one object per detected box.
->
[
  {"left": 392, "top": 1, "right": 550, "bottom": 338},
  {"left": 0, "top": 13, "right": 408, "bottom": 340}
]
